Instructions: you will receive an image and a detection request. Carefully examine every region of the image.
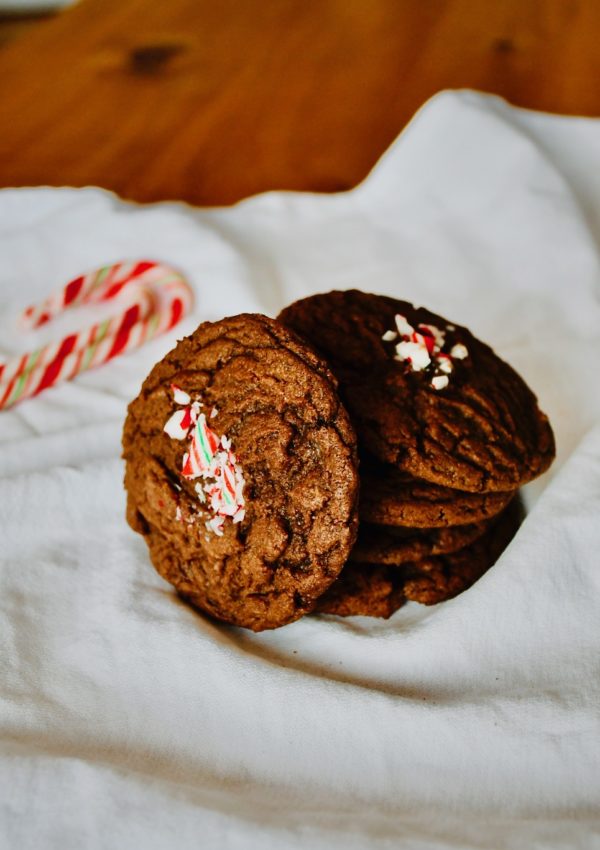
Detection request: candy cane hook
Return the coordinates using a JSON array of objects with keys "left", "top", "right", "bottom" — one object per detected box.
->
[{"left": 0, "top": 260, "right": 193, "bottom": 410}]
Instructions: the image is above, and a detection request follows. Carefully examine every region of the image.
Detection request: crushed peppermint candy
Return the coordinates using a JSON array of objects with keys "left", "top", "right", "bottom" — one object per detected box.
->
[
  {"left": 382, "top": 314, "right": 469, "bottom": 390},
  {"left": 450, "top": 343, "right": 468, "bottom": 360},
  {"left": 171, "top": 384, "right": 191, "bottom": 406},
  {"left": 163, "top": 385, "right": 245, "bottom": 535},
  {"left": 431, "top": 375, "right": 449, "bottom": 390}
]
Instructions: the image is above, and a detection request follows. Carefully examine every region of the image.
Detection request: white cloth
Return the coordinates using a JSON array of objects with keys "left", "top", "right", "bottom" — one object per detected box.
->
[{"left": 1, "top": 90, "right": 600, "bottom": 849}]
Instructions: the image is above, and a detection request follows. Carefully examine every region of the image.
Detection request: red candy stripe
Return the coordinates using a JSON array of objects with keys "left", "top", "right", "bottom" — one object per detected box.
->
[{"left": 0, "top": 260, "right": 193, "bottom": 410}]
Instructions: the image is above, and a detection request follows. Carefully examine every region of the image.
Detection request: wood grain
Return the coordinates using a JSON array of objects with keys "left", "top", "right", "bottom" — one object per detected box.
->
[{"left": 0, "top": 0, "right": 599, "bottom": 205}]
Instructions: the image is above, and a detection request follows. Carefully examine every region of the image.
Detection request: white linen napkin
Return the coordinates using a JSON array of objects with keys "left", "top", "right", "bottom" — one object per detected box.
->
[{"left": 1, "top": 90, "right": 599, "bottom": 849}]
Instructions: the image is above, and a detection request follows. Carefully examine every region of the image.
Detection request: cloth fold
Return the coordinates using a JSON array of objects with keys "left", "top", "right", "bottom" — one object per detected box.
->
[{"left": 1, "top": 91, "right": 599, "bottom": 849}]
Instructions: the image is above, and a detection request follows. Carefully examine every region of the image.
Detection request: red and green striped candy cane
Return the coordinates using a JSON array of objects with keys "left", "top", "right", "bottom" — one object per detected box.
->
[{"left": 0, "top": 260, "right": 193, "bottom": 410}]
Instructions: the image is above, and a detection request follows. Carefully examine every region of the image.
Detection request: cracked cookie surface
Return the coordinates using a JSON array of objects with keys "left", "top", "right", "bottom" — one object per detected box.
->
[
  {"left": 123, "top": 314, "right": 359, "bottom": 631},
  {"left": 279, "top": 290, "right": 555, "bottom": 492}
]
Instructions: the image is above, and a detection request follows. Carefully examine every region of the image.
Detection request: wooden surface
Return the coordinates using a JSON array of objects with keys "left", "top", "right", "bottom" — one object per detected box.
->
[{"left": 0, "top": 0, "right": 599, "bottom": 206}]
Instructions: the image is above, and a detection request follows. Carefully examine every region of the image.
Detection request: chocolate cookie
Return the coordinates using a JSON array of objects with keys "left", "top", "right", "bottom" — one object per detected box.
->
[
  {"left": 123, "top": 314, "right": 359, "bottom": 632},
  {"left": 316, "top": 498, "right": 522, "bottom": 618},
  {"left": 349, "top": 518, "right": 489, "bottom": 565},
  {"left": 278, "top": 290, "right": 555, "bottom": 492},
  {"left": 402, "top": 496, "right": 523, "bottom": 604},
  {"left": 313, "top": 562, "right": 405, "bottom": 619},
  {"left": 359, "top": 462, "right": 514, "bottom": 528}
]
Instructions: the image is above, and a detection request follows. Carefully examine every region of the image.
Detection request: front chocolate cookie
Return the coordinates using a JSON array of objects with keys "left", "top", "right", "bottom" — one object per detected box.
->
[
  {"left": 279, "top": 290, "right": 555, "bottom": 492},
  {"left": 123, "top": 314, "right": 359, "bottom": 631}
]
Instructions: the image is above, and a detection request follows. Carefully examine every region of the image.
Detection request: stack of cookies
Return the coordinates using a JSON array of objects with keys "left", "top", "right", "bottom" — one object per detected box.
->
[
  {"left": 278, "top": 290, "right": 554, "bottom": 620},
  {"left": 123, "top": 291, "right": 554, "bottom": 631}
]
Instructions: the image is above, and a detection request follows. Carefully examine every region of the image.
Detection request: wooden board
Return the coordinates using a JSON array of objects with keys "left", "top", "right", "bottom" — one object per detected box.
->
[{"left": 0, "top": 0, "right": 599, "bottom": 205}]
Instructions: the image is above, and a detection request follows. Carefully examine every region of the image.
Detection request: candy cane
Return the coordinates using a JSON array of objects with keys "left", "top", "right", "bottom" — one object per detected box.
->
[{"left": 0, "top": 260, "right": 193, "bottom": 410}]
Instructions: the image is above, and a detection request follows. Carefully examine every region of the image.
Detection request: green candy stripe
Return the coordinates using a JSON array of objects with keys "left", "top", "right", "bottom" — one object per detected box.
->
[
  {"left": 6, "top": 348, "right": 41, "bottom": 405},
  {"left": 81, "top": 318, "right": 112, "bottom": 371},
  {"left": 196, "top": 417, "right": 215, "bottom": 467},
  {"left": 144, "top": 313, "right": 160, "bottom": 341},
  {"left": 89, "top": 264, "right": 112, "bottom": 296}
]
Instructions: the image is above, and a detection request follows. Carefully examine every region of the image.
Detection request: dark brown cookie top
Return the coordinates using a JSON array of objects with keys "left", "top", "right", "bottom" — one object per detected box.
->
[
  {"left": 278, "top": 290, "right": 555, "bottom": 492},
  {"left": 349, "top": 518, "right": 489, "bottom": 565},
  {"left": 316, "top": 497, "right": 522, "bottom": 618},
  {"left": 359, "top": 461, "right": 514, "bottom": 528},
  {"left": 122, "top": 313, "right": 359, "bottom": 631}
]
